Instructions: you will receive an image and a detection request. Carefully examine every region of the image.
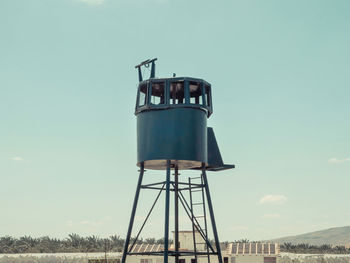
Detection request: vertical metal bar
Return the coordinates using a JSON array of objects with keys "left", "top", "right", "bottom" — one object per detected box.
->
[
  {"left": 163, "top": 160, "right": 171, "bottom": 263},
  {"left": 121, "top": 163, "right": 145, "bottom": 263},
  {"left": 201, "top": 175, "right": 210, "bottom": 263},
  {"left": 165, "top": 80, "right": 170, "bottom": 106},
  {"left": 201, "top": 82, "right": 206, "bottom": 106},
  {"left": 201, "top": 163, "right": 223, "bottom": 263},
  {"left": 189, "top": 177, "right": 198, "bottom": 263},
  {"left": 138, "top": 68, "right": 142, "bottom": 82},
  {"left": 147, "top": 82, "right": 152, "bottom": 105},
  {"left": 150, "top": 61, "right": 155, "bottom": 78},
  {"left": 184, "top": 80, "right": 190, "bottom": 104},
  {"left": 174, "top": 165, "right": 179, "bottom": 263}
]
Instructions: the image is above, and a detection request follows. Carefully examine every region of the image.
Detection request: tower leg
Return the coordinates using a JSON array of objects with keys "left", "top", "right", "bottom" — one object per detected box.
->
[
  {"left": 163, "top": 160, "right": 171, "bottom": 263},
  {"left": 202, "top": 163, "right": 223, "bottom": 263},
  {"left": 121, "top": 162, "right": 145, "bottom": 263},
  {"left": 174, "top": 165, "right": 179, "bottom": 263}
]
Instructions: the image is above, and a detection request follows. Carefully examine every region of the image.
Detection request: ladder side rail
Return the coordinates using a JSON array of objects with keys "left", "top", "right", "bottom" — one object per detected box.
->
[
  {"left": 201, "top": 174, "right": 211, "bottom": 263},
  {"left": 189, "top": 177, "right": 198, "bottom": 263}
]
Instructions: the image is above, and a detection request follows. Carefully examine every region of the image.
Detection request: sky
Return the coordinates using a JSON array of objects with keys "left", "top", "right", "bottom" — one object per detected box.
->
[{"left": 0, "top": 0, "right": 350, "bottom": 242}]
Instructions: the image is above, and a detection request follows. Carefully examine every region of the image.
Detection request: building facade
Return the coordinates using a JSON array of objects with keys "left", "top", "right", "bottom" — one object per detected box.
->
[{"left": 88, "top": 232, "right": 280, "bottom": 263}]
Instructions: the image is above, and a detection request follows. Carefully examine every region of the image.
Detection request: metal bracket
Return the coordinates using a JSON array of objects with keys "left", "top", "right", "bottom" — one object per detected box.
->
[{"left": 135, "top": 58, "right": 157, "bottom": 82}]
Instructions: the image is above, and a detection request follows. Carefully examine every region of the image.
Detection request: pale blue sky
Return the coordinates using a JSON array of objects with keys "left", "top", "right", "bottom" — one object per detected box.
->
[{"left": 0, "top": 0, "right": 350, "bottom": 241}]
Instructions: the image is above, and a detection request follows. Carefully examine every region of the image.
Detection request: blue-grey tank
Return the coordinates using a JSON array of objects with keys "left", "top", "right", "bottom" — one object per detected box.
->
[
  {"left": 137, "top": 107, "right": 207, "bottom": 170},
  {"left": 135, "top": 77, "right": 213, "bottom": 170},
  {"left": 134, "top": 59, "right": 234, "bottom": 171}
]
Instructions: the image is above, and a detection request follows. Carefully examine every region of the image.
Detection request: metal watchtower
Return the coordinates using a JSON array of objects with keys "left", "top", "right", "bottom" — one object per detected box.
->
[{"left": 122, "top": 58, "right": 234, "bottom": 263}]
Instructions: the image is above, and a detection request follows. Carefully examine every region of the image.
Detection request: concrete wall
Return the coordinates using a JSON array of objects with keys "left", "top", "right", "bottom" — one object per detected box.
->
[
  {"left": 88, "top": 255, "right": 278, "bottom": 263},
  {"left": 88, "top": 233, "right": 279, "bottom": 263},
  {"left": 176, "top": 231, "right": 206, "bottom": 251}
]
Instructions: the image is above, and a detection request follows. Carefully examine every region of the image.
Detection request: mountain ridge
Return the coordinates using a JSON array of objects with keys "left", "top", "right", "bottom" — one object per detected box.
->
[{"left": 269, "top": 226, "right": 350, "bottom": 246}]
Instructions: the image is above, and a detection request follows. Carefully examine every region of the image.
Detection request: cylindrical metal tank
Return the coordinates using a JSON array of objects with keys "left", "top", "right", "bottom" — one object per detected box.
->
[
  {"left": 137, "top": 107, "right": 207, "bottom": 170},
  {"left": 135, "top": 77, "right": 213, "bottom": 170}
]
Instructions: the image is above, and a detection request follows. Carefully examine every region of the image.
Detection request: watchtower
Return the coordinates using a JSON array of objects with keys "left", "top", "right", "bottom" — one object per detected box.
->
[{"left": 122, "top": 58, "right": 234, "bottom": 263}]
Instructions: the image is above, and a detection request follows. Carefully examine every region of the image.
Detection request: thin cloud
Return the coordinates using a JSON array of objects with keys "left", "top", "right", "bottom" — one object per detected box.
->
[
  {"left": 328, "top": 157, "right": 350, "bottom": 164},
  {"left": 262, "top": 213, "right": 280, "bottom": 219},
  {"left": 80, "top": 220, "right": 102, "bottom": 226},
  {"left": 11, "top": 156, "right": 23, "bottom": 161},
  {"left": 79, "top": 216, "right": 112, "bottom": 227},
  {"left": 259, "top": 194, "right": 287, "bottom": 205},
  {"left": 77, "top": 0, "right": 105, "bottom": 6}
]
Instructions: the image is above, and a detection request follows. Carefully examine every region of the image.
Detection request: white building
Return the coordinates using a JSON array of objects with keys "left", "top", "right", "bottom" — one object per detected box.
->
[{"left": 88, "top": 231, "right": 280, "bottom": 263}]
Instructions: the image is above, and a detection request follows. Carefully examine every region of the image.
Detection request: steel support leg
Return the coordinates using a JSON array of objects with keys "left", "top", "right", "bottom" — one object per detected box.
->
[
  {"left": 163, "top": 160, "right": 171, "bottom": 263},
  {"left": 202, "top": 163, "right": 223, "bottom": 263},
  {"left": 174, "top": 165, "right": 179, "bottom": 263},
  {"left": 121, "top": 163, "right": 145, "bottom": 263}
]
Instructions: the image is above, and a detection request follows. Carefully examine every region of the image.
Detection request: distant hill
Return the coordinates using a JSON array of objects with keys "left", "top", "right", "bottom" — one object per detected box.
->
[{"left": 270, "top": 226, "right": 350, "bottom": 246}]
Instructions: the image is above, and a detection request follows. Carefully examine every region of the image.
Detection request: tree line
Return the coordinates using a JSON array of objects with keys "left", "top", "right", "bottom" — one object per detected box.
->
[
  {"left": 0, "top": 234, "right": 165, "bottom": 254},
  {"left": 1, "top": 235, "right": 349, "bottom": 254}
]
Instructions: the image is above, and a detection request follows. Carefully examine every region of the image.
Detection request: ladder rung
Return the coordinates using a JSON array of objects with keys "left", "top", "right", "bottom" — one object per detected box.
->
[
  {"left": 191, "top": 176, "right": 202, "bottom": 179},
  {"left": 193, "top": 203, "right": 203, "bottom": 205},
  {"left": 191, "top": 189, "right": 202, "bottom": 192},
  {"left": 195, "top": 215, "right": 205, "bottom": 218}
]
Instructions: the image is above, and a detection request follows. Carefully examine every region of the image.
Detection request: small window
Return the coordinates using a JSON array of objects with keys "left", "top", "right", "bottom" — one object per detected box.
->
[
  {"left": 257, "top": 243, "right": 263, "bottom": 254},
  {"left": 237, "top": 243, "right": 243, "bottom": 254},
  {"left": 251, "top": 243, "right": 257, "bottom": 254},
  {"left": 224, "top": 257, "right": 229, "bottom": 263},
  {"left": 189, "top": 82, "right": 203, "bottom": 105},
  {"left": 170, "top": 82, "right": 184, "bottom": 104},
  {"left": 232, "top": 243, "right": 237, "bottom": 254},
  {"left": 264, "top": 244, "right": 269, "bottom": 254},
  {"left": 179, "top": 259, "right": 185, "bottom": 263},
  {"left": 150, "top": 82, "right": 165, "bottom": 105},
  {"left": 205, "top": 85, "right": 211, "bottom": 107},
  {"left": 138, "top": 84, "right": 147, "bottom": 107},
  {"left": 263, "top": 257, "right": 276, "bottom": 263},
  {"left": 190, "top": 259, "right": 196, "bottom": 263},
  {"left": 244, "top": 243, "right": 250, "bottom": 254}
]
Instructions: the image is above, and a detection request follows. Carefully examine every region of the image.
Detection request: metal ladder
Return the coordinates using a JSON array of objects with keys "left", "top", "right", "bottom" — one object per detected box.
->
[{"left": 189, "top": 175, "right": 211, "bottom": 263}]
